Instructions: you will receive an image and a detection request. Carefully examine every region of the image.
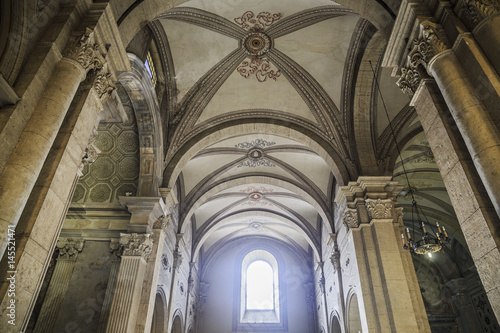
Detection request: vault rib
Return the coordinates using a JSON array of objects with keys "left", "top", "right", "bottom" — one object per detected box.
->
[{"left": 158, "top": 7, "right": 247, "bottom": 40}]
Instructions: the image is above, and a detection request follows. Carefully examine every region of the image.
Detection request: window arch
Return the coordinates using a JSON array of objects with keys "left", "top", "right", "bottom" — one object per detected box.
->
[
  {"left": 246, "top": 260, "right": 274, "bottom": 310},
  {"left": 233, "top": 247, "right": 287, "bottom": 331}
]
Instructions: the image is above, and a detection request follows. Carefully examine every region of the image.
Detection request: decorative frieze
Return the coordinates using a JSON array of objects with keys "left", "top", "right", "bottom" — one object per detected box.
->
[
  {"left": 56, "top": 238, "right": 84, "bottom": 261},
  {"left": 366, "top": 198, "right": 393, "bottom": 219},
  {"left": 119, "top": 233, "right": 153, "bottom": 261}
]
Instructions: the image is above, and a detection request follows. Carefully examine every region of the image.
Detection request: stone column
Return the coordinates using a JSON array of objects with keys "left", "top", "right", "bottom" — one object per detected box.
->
[
  {"left": 135, "top": 215, "right": 169, "bottom": 333},
  {"left": 33, "top": 238, "right": 84, "bottom": 333},
  {"left": 410, "top": 78, "right": 500, "bottom": 322},
  {"left": 0, "top": 27, "right": 104, "bottom": 258},
  {"left": 398, "top": 20, "right": 500, "bottom": 218},
  {"left": 335, "top": 176, "right": 431, "bottom": 333},
  {"left": 97, "top": 240, "right": 122, "bottom": 333},
  {"left": 105, "top": 233, "right": 153, "bottom": 333}
]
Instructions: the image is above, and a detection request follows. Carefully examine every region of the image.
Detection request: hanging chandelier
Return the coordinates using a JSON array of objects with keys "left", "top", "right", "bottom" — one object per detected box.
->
[
  {"left": 369, "top": 61, "right": 450, "bottom": 257},
  {"left": 401, "top": 195, "right": 450, "bottom": 257}
]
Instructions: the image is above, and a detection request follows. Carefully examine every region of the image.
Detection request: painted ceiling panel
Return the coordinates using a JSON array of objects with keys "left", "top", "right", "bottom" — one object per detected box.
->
[
  {"left": 209, "top": 135, "right": 306, "bottom": 149},
  {"left": 267, "top": 151, "right": 331, "bottom": 195},
  {"left": 160, "top": 19, "right": 237, "bottom": 102},
  {"left": 274, "top": 15, "right": 359, "bottom": 108},
  {"left": 180, "top": 0, "right": 340, "bottom": 21},
  {"left": 196, "top": 68, "right": 315, "bottom": 124},
  {"left": 181, "top": 154, "right": 243, "bottom": 195},
  {"left": 210, "top": 160, "right": 295, "bottom": 185}
]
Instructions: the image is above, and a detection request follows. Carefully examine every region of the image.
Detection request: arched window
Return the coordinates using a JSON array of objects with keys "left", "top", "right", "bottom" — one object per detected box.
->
[
  {"left": 233, "top": 248, "right": 287, "bottom": 331},
  {"left": 246, "top": 260, "right": 274, "bottom": 310}
]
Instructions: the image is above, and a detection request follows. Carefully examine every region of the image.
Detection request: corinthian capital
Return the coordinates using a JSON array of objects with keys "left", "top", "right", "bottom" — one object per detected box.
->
[
  {"left": 366, "top": 198, "right": 393, "bottom": 219},
  {"left": 397, "top": 21, "right": 450, "bottom": 95},
  {"left": 56, "top": 238, "right": 84, "bottom": 261},
  {"left": 153, "top": 215, "right": 171, "bottom": 232},
  {"left": 93, "top": 63, "right": 116, "bottom": 99},
  {"left": 120, "top": 233, "right": 153, "bottom": 261},
  {"left": 342, "top": 208, "right": 359, "bottom": 230},
  {"left": 63, "top": 27, "right": 102, "bottom": 72}
]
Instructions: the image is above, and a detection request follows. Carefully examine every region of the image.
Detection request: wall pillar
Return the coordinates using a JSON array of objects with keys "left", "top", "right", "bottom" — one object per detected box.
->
[
  {"left": 0, "top": 27, "right": 105, "bottom": 257},
  {"left": 97, "top": 240, "right": 122, "bottom": 333},
  {"left": 33, "top": 238, "right": 84, "bottom": 333},
  {"left": 335, "top": 176, "right": 431, "bottom": 332},
  {"left": 135, "top": 215, "right": 169, "bottom": 333},
  {"left": 410, "top": 78, "right": 500, "bottom": 322},
  {"left": 105, "top": 233, "right": 153, "bottom": 333}
]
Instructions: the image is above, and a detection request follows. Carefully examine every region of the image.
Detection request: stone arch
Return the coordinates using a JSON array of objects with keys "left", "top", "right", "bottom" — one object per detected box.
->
[
  {"left": 192, "top": 210, "right": 321, "bottom": 262},
  {"left": 346, "top": 292, "right": 362, "bottom": 333},
  {"left": 200, "top": 235, "right": 310, "bottom": 285},
  {"left": 150, "top": 287, "right": 167, "bottom": 333},
  {"left": 330, "top": 311, "right": 343, "bottom": 333},
  {"left": 180, "top": 174, "right": 333, "bottom": 234},
  {"left": 119, "top": 53, "right": 164, "bottom": 196},
  {"left": 170, "top": 309, "right": 183, "bottom": 333},
  {"left": 164, "top": 123, "right": 350, "bottom": 189}
]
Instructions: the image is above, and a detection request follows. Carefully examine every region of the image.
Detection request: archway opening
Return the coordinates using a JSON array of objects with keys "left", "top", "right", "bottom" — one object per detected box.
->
[
  {"left": 348, "top": 294, "right": 362, "bottom": 333},
  {"left": 150, "top": 292, "right": 166, "bottom": 333},
  {"left": 171, "top": 315, "right": 182, "bottom": 333},
  {"left": 331, "top": 315, "right": 342, "bottom": 333}
]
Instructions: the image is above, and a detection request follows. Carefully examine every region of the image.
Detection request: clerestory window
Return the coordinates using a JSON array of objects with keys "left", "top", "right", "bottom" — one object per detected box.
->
[
  {"left": 234, "top": 248, "right": 287, "bottom": 331},
  {"left": 246, "top": 260, "right": 274, "bottom": 310}
]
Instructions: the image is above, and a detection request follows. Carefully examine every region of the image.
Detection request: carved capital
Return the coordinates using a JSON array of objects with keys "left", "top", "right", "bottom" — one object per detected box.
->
[
  {"left": 80, "top": 129, "right": 100, "bottom": 172},
  {"left": 56, "top": 238, "right": 84, "bottom": 261},
  {"left": 463, "top": 0, "right": 500, "bottom": 25},
  {"left": 395, "top": 207, "right": 404, "bottom": 225},
  {"left": 119, "top": 233, "right": 153, "bottom": 261},
  {"left": 173, "top": 249, "right": 183, "bottom": 270},
  {"left": 153, "top": 215, "right": 170, "bottom": 231},
  {"left": 397, "top": 21, "right": 450, "bottom": 95},
  {"left": 366, "top": 198, "right": 393, "bottom": 219},
  {"left": 342, "top": 208, "right": 359, "bottom": 230},
  {"left": 396, "top": 67, "right": 421, "bottom": 95},
  {"left": 93, "top": 63, "right": 116, "bottom": 99},
  {"left": 63, "top": 27, "right": 102, "bottom": 72},
  {"left": 330, "top": 251, "right": 341, "bottom": 273},
  {"left": 110, "top": 239, "right": 123, "bottom": 261}
]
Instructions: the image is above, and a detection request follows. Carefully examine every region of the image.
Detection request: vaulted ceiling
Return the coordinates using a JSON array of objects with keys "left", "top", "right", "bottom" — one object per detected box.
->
[{"left": 144, "top": 0, "right": 418, "bottom": 260}]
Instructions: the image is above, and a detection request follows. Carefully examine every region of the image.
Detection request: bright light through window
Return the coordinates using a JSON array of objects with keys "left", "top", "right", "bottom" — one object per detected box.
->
[{"left": 246, "top": 260, "right": 274, "bottom": 310}]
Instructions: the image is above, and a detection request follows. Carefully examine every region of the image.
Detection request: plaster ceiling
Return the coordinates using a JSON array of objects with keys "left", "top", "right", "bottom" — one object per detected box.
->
[
  {"left": 153, "top": 0, "right": 430, "bottom": 260},
  {"left": 177, "top": 134, "right": 331, "bottom": 257}
]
